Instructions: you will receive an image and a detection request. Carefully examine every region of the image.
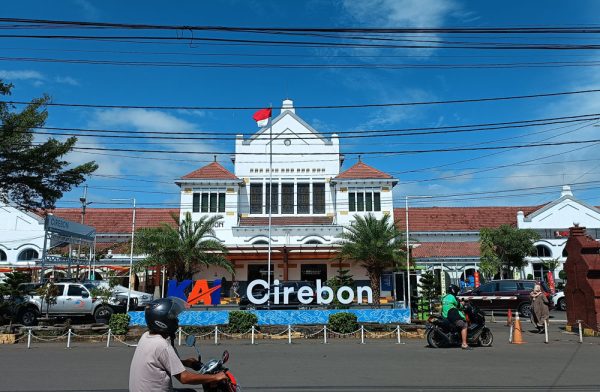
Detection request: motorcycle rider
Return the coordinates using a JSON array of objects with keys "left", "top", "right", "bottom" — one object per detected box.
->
[
  {"left": 441, "top": 284, "right": 469, "bottom": 349},
  {"left": 129, "top": 297, "right": 228, "bottom": 392}
]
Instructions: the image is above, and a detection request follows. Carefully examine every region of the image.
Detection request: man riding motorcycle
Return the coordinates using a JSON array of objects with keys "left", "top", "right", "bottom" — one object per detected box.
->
[
  {"left": 441, "top": 284, "right": 469, "bottom": 350},
  {"left": 129, "top": 297, "right": 227, "bottom": 392}
]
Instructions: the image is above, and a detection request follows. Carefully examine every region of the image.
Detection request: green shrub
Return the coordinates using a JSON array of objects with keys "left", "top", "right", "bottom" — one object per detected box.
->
[
  {"left": 526, "top": 274, "right": 534, "bottom": 280},
  {"left": 227, "top": 311, "right": 257, "bottom": 333},
  {"left": 328, "top": 312, "right": 358, "bottom": 334},
  {"left": 109, "top": 313, "right": 130, "bottom": 336}
]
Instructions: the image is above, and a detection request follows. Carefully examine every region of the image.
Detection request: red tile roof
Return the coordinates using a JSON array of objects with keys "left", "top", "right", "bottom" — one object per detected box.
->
[
  {"left": 239, "top": 216, "right": 334, "bottom": 226},
  {"left": 181, "top": 162, "right": 239, "bottom": 180},
  {"left": 394, "top": 206, "right": 541, "bottom": 232},
  {"left": 335, "top": 161, "right": 393, "bottom": 180},
  {"left": 412, "top": 242, "right": 481, "bottom": 258},
  {"left": 52, "top": 208, "right": 179, "bottom": 234}
]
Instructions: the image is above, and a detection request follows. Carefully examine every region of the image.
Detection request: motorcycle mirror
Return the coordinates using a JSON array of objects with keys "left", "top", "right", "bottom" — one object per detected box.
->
[
  {"left": 185, "top": 335, "right": 196, "bottom": 347},
  {"left": 222, "top": 350, "right": 229, "bottom": 364}
]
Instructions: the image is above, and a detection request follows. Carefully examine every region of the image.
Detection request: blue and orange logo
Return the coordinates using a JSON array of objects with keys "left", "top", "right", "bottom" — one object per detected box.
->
[{"left": 167, "top": 279, "right": 222, "bottom": 305}]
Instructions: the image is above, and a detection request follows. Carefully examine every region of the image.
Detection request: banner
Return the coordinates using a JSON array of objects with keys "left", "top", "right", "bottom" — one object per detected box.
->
[{"left": 547, "top": 271, "right": 556, "bottom": 294}]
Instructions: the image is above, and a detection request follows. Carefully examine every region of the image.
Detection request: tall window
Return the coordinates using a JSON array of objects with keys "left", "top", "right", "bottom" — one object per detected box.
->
[
  {"left": 349, "top": 189, "right": 382, "bottom": 212},
  {"left": 282, "top": 183, "right": 294, "bottom": 214},
  {"left": 193, "top": 192, "right": 226, "bottom": 213},
  {"left": 535, "top": 244, "right": 552, "bottom": 258},
  {"left": 0, "top": 249, "right": 6, "bottom": 261},
  {"left": 313, "top": 183, "right": 325, "bottom": 214},
  {"left": 250, "top": 183, "right": 263, "bottom": 214},
  {"left": 265, "top": 183, "right": 278, "bottom": 214},
  {"left": 297, "top": 183, "right": 310, "bottom": 214}
]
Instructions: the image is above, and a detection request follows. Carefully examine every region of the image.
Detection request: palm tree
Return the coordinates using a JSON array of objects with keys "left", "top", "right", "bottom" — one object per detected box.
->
[
  {"left": 135, "top": 212, "right": 232, "bottom": 281},
  {"left": 337, "top": 213, "right": 405, "bottom": 305}
]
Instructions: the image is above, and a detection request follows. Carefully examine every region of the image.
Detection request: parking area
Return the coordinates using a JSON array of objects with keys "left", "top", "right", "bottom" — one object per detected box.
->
[{"left": 2, "top": 320, "right": 599, "bottom": 391}]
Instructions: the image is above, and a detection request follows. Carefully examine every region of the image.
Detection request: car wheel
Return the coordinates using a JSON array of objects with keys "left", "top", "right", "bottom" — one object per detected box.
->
[
  {"left": 19, "top": 308, "right": 38, "bottom": 326},
  {"left": 557, "top": 298, "right": 566, "bottom": 311},
  {"left": 426, "top": 329, "right": 445, "bottom": 348},
  {"left": 518, "top": 303, "right": 532, "bottom": 318},
  {"left": 94, "top": 306, "right": 114, "bottom": 324},
  {"left": 478, "top": 327, "right": 494, "bottom": 347}
]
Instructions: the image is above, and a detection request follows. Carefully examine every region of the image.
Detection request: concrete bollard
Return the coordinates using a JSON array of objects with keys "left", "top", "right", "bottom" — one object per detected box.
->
[
  {"left": 396, "top": 325, "right": 402, "bottom": 344},
  {"left": 578, "top": 321, "right": 583, "bottom": 343},
  {"left": 27, "top": 329, "right": 31, "bottom": 349},
  {"left": 288, "top": 325, "right": 292, "bottom": 344},
  {"left": 360, "top": 325, "right": 365, "bottom": 344},
  {"left": 178, "top": 327, "right": 182, "bottom": 346},
  {"left": 251, "top": 325, "right": 255, "bottom": 345},
  {"left": 544, "top": 320, "right": 548, "bottom": 344},
  {"left": 323, "top": 325, "right": 327, "bottom": 345},
  {"left": 214, "top": 326, "right": 218, "bottom": 345},
  {"left": 66, "top": 329, "right": 72, "bottom": 349},
  {"left": 106, "top": 329, "right": 112, "bottom": 348}
]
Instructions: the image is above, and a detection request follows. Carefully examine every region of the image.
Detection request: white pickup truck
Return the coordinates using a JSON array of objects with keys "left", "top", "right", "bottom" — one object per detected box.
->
[{"left": 17, "top": 282, "right": 133, "bottom": 326}]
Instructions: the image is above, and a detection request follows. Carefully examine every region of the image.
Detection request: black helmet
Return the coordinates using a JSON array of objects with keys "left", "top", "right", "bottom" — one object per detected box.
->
[
  {"left": 145, "top": 297, "right": 187, "bottom": 337},
  {"left": 447, "top": 284, "right": 460, "bottom": 296}
]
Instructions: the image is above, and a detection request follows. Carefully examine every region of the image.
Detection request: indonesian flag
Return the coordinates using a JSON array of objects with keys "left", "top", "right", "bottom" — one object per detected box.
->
[{"left": 253, "top": 108, "right": 272, "bottom": 127}]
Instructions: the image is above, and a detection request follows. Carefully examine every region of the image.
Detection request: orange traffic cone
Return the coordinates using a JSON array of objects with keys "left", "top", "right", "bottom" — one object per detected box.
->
[
  {"left": 506, "top": 309, "right": 513, "bottom": 326},
  {"left": 512, "top": 311, "right": 525, "bottom": 344}
]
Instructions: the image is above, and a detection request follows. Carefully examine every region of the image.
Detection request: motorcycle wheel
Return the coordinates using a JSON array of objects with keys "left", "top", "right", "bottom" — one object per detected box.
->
[
  {"left": 426, "top": 329, "right": 445, "bottom": 348},
  {"left": 478, "top": 327, "right": 494, "bottom": 347}
]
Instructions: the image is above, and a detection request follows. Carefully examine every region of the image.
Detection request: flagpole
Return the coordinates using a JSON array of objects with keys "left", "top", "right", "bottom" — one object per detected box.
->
[{"left": 267, "top": 105, "right": 273, "bottom": 309}]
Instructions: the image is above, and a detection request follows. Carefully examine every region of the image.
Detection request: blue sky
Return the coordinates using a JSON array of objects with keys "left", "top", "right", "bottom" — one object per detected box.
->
[{"left": 3, "top": 0, "right": 600, "bottom": 210}]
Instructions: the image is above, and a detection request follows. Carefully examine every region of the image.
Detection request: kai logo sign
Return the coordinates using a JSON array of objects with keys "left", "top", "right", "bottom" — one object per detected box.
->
[{"left": 168, "top": 279, "right": 222, "bottom": 305}]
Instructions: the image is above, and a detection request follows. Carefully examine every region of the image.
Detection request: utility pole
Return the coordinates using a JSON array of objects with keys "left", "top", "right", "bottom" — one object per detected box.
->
[{"left": 77, "top": 185, "right": 91, "bottom": 280}]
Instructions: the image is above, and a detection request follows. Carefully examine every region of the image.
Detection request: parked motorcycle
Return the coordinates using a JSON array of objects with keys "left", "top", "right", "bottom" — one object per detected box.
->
[
  {"left": 185, "top": 335, "right": 240, "bottom": 392},
  {"left": 426, "top": 302, "right": 493, "bottom": 348}
]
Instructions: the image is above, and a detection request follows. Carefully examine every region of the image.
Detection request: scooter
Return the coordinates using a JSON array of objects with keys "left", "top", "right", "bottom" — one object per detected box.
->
[
  {"left": 185, "top": 335, "right": 240, "bottom": 392},
  {"left": 426, "top": 302, "right": 494, "bottom": 348}
]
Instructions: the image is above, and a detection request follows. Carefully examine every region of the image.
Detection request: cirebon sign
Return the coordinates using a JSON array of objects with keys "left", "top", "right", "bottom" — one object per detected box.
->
[{"left": 246, "top": 279, "right": 373, "bottom": 305}]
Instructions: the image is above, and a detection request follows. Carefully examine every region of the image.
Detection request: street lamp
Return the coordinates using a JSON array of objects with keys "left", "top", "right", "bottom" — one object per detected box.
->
[
  {"left": 405, "top": 195, "right": 432, "bottom": 318},
  {"left": 111, "top": 198, "right": 136, "bottom": 313}
]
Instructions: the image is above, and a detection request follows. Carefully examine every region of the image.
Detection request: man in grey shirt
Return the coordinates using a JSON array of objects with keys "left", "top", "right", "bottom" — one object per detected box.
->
[{"left": 129, "top": 298, "right": 227, "bottom": 392}]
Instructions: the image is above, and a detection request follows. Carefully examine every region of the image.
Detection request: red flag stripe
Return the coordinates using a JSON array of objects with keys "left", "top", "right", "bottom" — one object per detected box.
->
[{"left": 253, "top": 108, "right": 272, "bottom": 122}]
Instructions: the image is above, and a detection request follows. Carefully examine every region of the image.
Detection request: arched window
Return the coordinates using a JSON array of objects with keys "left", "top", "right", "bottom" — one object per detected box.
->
[
  {"left": 18, "top": 248, "right": 39, "bottom": 261},
  {"left": 562, "top": 248, "right": 568, "bottom": 258},
  {"left": 0, "top": 249, "right": 6, "bottom": 261},
  {"left": 305, "top": 240, "right": 323, "bottom": 245},
  {"left": 252, "top": 240, "right": 269, "bottom": 245},
  {"left": 535, "top": 245, "right": 552, "bottom": 258}
]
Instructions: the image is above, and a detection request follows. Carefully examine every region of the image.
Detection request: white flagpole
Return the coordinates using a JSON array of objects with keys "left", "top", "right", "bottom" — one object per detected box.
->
[{"left": 267, "top": 108, "right": 273, "bottom": 309}]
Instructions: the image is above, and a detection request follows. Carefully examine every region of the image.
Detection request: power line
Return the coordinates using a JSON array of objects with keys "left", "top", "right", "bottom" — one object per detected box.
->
[{"left": 4, "top": 88, "right": 600, "bottom": 111}]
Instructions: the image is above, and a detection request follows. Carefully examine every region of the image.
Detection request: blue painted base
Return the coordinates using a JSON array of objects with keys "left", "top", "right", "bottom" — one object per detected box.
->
[{"left": 129, "top": 308, "right": 410, "bottom": 327}]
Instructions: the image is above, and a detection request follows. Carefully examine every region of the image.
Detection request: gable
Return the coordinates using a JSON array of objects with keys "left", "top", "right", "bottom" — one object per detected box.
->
[
  {"left": 245, "top": 111, "right": 330, "bottom": 147},
  {"left": 520, "top": 196, "right": 600, "bottom": 229},
  {"left": 0, "top": 205, "right": 44, "bottom": 231}
]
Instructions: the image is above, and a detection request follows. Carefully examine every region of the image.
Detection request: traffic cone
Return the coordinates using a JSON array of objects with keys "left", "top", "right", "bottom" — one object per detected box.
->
[
  {"left": 512, "top": 311, "right": 525, "bottom": 344},
  {"left": 506, "top": 309, "right": 512, "bottom": 326}
]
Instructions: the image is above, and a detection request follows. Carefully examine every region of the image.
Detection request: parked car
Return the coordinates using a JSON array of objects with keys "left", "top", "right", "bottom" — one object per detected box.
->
[
  {"left": 83, "top": 280, "right": 153, "bottom": 309},
  {"left": 552, "top": 291, "right": 566, "bottom": 311},
  {"left": 18, "top": 282, "right": 135, "bottom": 326},
  {"left": 459, "top": 279, "right": 553, "bottom": 318},
  {"left": 239, "top": 281, "right": 317, "bottom": 310}
]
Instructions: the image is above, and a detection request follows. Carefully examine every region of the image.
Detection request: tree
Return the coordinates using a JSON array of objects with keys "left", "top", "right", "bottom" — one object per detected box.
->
[
  {"left": 134, "top": 212, "right": 233, "bottom": 281},
  {"left": 337, "top": 213, "right": 405, "bottom": 305},
  {"left": 36, "top": 282, "right": 60, "bottom": 318},
  {"left": 0, "top": 271, "right": 31, "bottom": 297},
  {"left": 418, "top": 270, "right": 439, "bottom": 303},
  {"left": 0, "top": 80, "right": 97, "bottom": 211},
  {"left": 480, "top": 225, "right": 540, "bottom": 277},
  {"left": 326, "top": 269, "right": 355, "bottom": 309}
]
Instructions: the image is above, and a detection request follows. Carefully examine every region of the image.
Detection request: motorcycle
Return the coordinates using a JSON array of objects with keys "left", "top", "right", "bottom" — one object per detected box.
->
[
  {"left": 426, "top": 302, "right": 493, "bottom": 348},
  {"left": 185, "top": 335, "right": 240, "bottom": 392}
]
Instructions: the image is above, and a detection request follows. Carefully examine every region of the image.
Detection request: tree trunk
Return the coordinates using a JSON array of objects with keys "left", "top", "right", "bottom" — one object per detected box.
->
[{"left": 369, "top": 272, "right": 381, "bottom": 306}]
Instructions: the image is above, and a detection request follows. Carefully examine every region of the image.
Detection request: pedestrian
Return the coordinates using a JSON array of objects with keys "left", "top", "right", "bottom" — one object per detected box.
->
[{"left": 530, "top": 283, "right": 549, "bottom": 333}]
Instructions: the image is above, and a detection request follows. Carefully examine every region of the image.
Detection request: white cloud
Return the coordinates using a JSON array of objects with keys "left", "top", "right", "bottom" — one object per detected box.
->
[
  {"left": 73, "top": 0, "right": 100, "bottom": 19},
  {"left": 54, "top": 76, "right": 80, "bottom": 86},
  {"left": 342, "top": 0, "right": 461, "bottom": 27},
  {"left": 0, "top": 70, "right": 44, "bottom": 81},
  {"left": 93, "top": 108, "right": 197, "bottom": 133}
]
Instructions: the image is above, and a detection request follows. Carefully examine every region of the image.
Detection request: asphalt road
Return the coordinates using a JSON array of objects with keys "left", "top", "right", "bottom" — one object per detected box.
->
[{"left": 3, "top": 321, "right": 599, "bottom": 392}]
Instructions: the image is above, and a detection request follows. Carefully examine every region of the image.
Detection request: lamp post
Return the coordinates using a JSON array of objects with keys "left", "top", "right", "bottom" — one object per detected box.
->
[
  {"left": 111, "top": 198, "right": 136, "bottom": 313},
  {"left": 405, "top": 195, "right": 432, "bottom": 318}
]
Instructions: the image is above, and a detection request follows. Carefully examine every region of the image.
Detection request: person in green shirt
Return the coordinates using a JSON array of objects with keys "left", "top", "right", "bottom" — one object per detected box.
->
[{"left": 441, "top": 284, "right": 469, "bottom": 349}]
